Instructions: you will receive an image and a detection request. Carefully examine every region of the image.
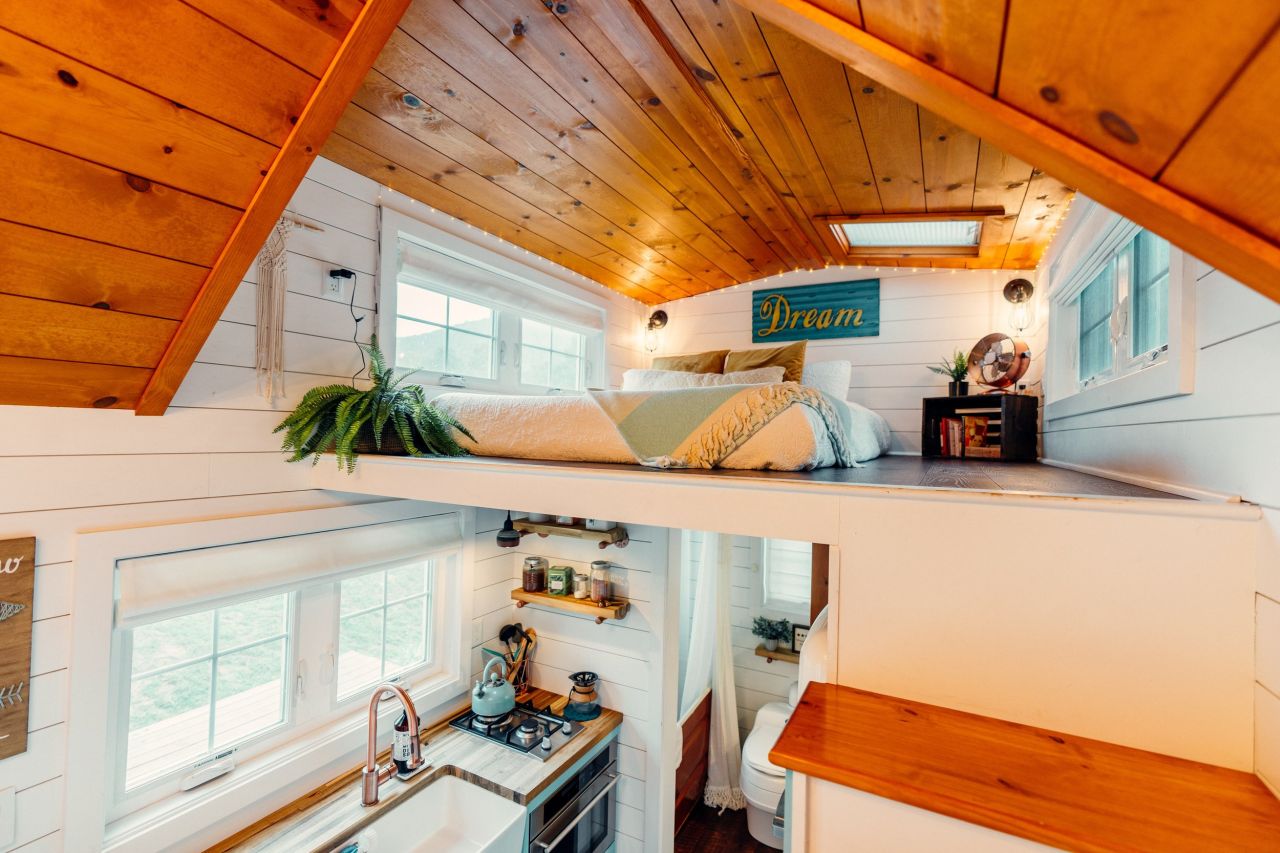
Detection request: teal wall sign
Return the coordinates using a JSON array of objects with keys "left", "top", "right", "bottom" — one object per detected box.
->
[{"left": 752, "top": 278, "right": 880, "bottom": 343}]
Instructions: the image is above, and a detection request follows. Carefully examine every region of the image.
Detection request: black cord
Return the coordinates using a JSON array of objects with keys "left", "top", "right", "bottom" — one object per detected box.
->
[{"left": 349, "top": 274, "right": 366, "bottom": 385}]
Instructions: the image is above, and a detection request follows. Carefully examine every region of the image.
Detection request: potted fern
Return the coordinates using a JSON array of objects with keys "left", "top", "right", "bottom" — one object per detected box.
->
[
  {"left": 752, "top": 616, "right": 793, "bottom": 652},
  {"left": 275, "top": 336, "right": 472, "bottom": 471},
  {"left": 928, "top": 349, "right": 971, "bottom": 396}
]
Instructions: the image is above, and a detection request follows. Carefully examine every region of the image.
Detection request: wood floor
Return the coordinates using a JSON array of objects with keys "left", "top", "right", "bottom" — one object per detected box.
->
[
  {"left": 473, "top": 456, "right": 1188, "bottom": 501},
  {"left": 675, "top": 803, "right": 776, "bottom": 853}
]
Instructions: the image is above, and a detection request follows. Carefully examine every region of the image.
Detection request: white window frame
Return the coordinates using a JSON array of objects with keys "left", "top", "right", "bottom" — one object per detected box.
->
[
  {"left": 378, "top": 207, "right": 607, "bottom": 394},
  {"left": 392, "top": 283, "right": 501, "bottom": 384},
  {"left": 759, "top": 539, "right": 812, "bottom": 621},
  {"left": 67, "top": 501, "right": 474, "bottom": 853},
  {"left": 1044, "top": 198, "right": 1196, "bottom": 419}
]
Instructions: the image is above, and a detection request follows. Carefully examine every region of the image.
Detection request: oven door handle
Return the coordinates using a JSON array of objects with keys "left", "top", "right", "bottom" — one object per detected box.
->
[{"left": 533, "top": 772, "right": 619, "bottom": 851}]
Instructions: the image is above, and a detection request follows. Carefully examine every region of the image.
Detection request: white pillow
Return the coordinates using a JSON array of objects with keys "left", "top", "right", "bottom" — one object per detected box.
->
[
  {"left": 802, "top": 360, "right": 852, "bottom": 398},
  {"left": 621, "top": 366, "right": 786, "bottom": 390}
]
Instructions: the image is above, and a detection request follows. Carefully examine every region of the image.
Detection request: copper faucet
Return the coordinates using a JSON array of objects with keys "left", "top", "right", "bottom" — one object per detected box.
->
[{"left": 361, "top": 682, "right": 426, "bottom": 806}]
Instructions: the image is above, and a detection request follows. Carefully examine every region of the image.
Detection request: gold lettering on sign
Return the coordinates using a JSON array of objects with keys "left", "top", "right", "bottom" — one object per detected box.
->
[{"left": 758, "top": 294, "right": 864, "bottom": 338}]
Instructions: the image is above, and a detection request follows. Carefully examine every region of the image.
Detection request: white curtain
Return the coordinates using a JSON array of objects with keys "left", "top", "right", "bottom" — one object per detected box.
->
[{"left": 680, "top": 531, "right": 745, "bottom": 811}]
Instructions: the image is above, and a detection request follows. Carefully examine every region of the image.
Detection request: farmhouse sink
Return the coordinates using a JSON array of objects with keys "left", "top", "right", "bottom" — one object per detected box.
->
[{"left": 344, "top": 775, "right": 526, "bottom": 852}]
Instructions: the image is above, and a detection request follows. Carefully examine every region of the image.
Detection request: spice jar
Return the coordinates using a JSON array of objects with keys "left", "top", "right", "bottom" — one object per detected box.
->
[
  {"left": 547, "top": 565, "right": 573, "bottom": 596},
  {"left": 522, "top": 556, "right": 547, "bottom": 592},
  {"left": 573, "top": 572, "right": 590, "bottom": 599},
  {"left": 590, "top": 560, "right": 611, "bottom": 605}
]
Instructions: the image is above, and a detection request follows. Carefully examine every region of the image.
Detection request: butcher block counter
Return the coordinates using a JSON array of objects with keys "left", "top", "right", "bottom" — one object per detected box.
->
[
  {"left": 212, "top": 689, "right": 621, "bottom": 852},
  {"left": 771, "top": 683, "right": 1280, "bottom": 852}
]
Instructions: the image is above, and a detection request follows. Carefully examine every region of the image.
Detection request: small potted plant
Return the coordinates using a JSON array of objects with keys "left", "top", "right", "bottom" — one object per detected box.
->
[
  {"left": 752, "top": 616, "right": 793, "bottom": 652},
  {"left": 275, "top": 336, "right": 472, "bottom": 471},
  {"left": 929, "top": 350, "right": 971, "bottom": 396}
]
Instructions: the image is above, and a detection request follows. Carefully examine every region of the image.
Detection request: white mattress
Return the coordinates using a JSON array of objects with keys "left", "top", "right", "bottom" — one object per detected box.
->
[{"left": 434, "top": 392, "right": 890, "bottom": 470}]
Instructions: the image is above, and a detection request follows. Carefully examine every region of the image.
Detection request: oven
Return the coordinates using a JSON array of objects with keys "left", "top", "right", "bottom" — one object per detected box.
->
[{"left": 527, "top": 741, "right": 618, "bottom": 853}]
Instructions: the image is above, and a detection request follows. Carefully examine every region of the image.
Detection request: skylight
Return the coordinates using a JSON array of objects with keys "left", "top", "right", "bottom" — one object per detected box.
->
[{"left": 837, "top": 220, "right": 982, "bottom": 249}]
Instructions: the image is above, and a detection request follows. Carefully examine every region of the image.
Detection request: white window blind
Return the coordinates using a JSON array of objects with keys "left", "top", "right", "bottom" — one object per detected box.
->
[
  {"left": 116, "top": 514, "right": 461, "bottom": 628},
  {"left": 763, "top": 539, "right": 811, "bottom": 615}
]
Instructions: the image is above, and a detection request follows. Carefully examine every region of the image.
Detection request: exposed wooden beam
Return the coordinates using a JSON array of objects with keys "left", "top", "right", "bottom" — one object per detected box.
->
[
  {"left": 135, "top": 0, "right": 413, "bottom": 416},
  {"left": 734, "top": 0, "right": 1280, "bottom": 304}
]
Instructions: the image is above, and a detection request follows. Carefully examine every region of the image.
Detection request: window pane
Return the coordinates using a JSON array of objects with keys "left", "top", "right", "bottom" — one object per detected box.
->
[
  {"left": 213, "top": 640, "right": 286, "bottom": 748},
  {"left": 551, "top": 326, "right": 582, "bottom": 356},
  {"left": 764, "top": 539, "right": 811, "bottom": 612},
  {"left": 132, "top": 611, "right": 213, "bottom": 673},
  {"left": 448, "top": 297, "right": 493, "bottom": 336},
  {"left": 341, "top": 572, "right": 384, "bottom": 616},
  {"left": 1132, "top": 232, "right": 1170, "bottom": 356},
  {"left": 386, "top": 563, "right": 427, "bottom": 602},
  {"left": 219, "top": 595, "right": 287, "bottom": 649},
  {"left": 338, "top": 610, "right": 384, "bottom": 697},
  {"left": 396, "top": 317, "right": 446, "bottom": 372},
  {"left": 522, "top": 318, "right": 551, "bottom": 348},
  {"left": 521, "top": 345, "right": 550, "bottom": 387},
  {"left": 397, "top": 283, "right": 447, "bottom": 324},
  {"left": 446, "top": 330, "right": 493, "bottom": 379},
  {"left": 550, "top": 352, "right": 581, "bottom": 390},
  {"left": 127, "top": 660, "right": 212, "bottom": 789},
  {"left": 1077, "top": 266, "right": 1114, "bottom": 382},
  {"left": 384, "top": 598, "right": 427, "bottom": 673}
]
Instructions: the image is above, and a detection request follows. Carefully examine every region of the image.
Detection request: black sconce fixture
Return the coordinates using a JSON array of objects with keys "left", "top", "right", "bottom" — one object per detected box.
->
[
  {"left": 645, "top": 309, "right": 668, "bottom": 353},
  {"left": 496, "top": 511, "right": 524, "bottom": 548}
]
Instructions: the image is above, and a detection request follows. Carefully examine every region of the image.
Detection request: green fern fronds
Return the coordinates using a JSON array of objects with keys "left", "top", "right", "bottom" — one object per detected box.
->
[{"left": 274, "top": 335, "right": 471, "bottom": 471}]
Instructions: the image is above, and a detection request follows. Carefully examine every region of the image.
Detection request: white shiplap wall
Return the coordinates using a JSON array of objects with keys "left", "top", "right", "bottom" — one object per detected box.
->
[
  {"left": 498, "top": 523, "right": 670, "bottom": 853},
  {"left": 0, "top": 157, "right": 645, "bottom": 851},
  {"left": 656, "top": 268, "right": 1046, "bottom": 454},
  {"left": 1041, "top": 258, "right": 1280, "bottom": 792},
  {"left": 683, "top": 534, "right": 799, "bottom": 744}
]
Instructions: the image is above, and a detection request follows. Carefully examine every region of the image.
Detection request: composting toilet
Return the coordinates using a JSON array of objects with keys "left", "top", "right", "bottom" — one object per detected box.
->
[{"left": 739, "top": 606, "right": 829, "bottom": 848}]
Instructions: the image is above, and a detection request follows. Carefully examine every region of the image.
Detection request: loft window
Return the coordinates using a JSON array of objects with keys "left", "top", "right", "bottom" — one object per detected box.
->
[
  {"left": 520, "top": 318, "right": 586, "bottom": 391},
  {"left": 395, "top": 284, "right": 496, "bottom": 380},
  {"left": 830, "top": 217, "right": 984, "bottom": 257}
]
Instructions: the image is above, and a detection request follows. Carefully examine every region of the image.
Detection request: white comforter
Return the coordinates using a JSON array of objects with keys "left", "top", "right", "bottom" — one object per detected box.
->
[{"left": 434, "top": 392, "right": 890, "bottom": 470}]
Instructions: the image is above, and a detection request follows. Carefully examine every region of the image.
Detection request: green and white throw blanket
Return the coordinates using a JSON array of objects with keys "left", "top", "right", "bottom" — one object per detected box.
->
[{"left": 588, "top": 383, "right": 856, "bottom": 469}]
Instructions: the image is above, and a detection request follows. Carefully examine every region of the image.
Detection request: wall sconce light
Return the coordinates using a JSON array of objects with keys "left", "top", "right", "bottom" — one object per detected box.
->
[
  {"left": 644, "top": 310, "right": 668, "bottom": 353},
  {"left": 1003, "top": 278, "right": 1036, "bottom": 335},
  {"left": 496, "top": 511, "right": 525, "bottom": 548}
]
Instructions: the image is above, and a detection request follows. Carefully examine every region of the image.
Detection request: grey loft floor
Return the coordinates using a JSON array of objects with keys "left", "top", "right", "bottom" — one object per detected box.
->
[{"left": 476, "top": 455, "right": 1188, "bottom": 501}]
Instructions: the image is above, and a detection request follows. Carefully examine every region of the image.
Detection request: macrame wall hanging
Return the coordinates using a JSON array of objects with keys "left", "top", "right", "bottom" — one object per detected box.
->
[
  {"left": 255, "top": 218, "right": 294, "bottom": 402},
  {"left": 254, "top": 215, "right": 323, "bottom": 401}
]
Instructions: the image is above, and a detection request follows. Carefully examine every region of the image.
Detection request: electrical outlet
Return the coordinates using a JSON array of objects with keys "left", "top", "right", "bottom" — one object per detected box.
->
[
  {"left": 322, "top": 268, "right": 354, "bottom": 303},
  {"left": 0, "top": 786, "right": 15, "bottom": 851}
]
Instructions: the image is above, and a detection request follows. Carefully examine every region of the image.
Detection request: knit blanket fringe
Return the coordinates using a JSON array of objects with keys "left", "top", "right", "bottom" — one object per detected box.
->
[{"left": 703, "top": 785, "right": 748, "bottom": 812}]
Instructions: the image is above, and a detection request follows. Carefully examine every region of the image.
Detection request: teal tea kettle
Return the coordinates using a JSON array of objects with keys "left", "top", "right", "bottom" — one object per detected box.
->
[{"left": 472, "top": 657, "right": 516, "bottom": 717}]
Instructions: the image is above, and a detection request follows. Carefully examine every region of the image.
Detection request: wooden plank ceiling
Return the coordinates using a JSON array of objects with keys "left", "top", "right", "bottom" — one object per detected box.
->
[
  {"left": 326, "top": 0, "right": 1072, "bottom": 305},
  {"left": 739, "top": 0, "right": 1280, "bottom": 305},
  {"left": 0, "top": 0, "right": 408, "bottom": 412}
]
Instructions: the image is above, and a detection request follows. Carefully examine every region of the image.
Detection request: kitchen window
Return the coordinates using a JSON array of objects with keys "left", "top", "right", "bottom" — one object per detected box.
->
[
  {"left": 1045, "top": 199, "right": 1194, "bottom": 418},
  {"left": 380, "top": 208, "right": 607, "bottom": 394},
  {"left": 69, "top": 504, "right": 473, "bottom": 853}
]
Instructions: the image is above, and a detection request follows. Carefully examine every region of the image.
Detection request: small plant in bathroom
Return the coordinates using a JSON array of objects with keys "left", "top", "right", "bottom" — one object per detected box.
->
[
  {"left": 275, "top": 336, "right": 473, "bottom": 472},
  {"left": 752, "top": 616, "right": 793, "bottom": 652},
  {"left": 928, "top": 349, "right": 971, "bottom": 396}
]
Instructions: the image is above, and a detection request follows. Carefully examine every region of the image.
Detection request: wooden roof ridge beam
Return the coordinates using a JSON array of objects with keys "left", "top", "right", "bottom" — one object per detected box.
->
[
  {"left": 135, "top": 0, "right": 414, "bottom": 416},
  {"left": 734, "top": 0, "right": 1280, "bottom": 304},
  {"left": 624, "top": 0, "right": 824, "bottom": 266}
]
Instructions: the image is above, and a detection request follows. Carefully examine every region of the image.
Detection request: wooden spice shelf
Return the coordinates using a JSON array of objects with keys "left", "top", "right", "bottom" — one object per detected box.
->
[
  {"left": 755, "top": 644, "right": 800, "bottom": 664},
  {"left": 510, "top": 588, "right": 630, "bottom": 624},
  {"left": 514, "top": 520, "right": 629, "bottom": 549}
]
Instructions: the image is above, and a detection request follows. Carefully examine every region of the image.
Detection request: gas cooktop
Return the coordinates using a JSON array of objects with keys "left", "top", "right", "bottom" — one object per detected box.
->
[{"left": 448, "top": 701, "right": 583, "bottom": 762}]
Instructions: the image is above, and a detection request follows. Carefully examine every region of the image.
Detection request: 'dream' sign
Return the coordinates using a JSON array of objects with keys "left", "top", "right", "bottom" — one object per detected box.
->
[{"left": 752, "top": 278, "right": 880, "bottom": 343}]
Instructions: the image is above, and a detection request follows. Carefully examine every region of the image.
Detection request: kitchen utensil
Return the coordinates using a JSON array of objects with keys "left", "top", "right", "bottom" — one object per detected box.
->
[
  {"left": 563, "top": 670, "right": 601, "bottom": 721},
  {"left": 472, "top": 657, "right": 516, "bottom": 718}
]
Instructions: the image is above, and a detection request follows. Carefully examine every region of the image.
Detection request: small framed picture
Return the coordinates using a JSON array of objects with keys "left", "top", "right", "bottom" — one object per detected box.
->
[{"left": 791, "top": 624, "right": 809, "bottom": 654}]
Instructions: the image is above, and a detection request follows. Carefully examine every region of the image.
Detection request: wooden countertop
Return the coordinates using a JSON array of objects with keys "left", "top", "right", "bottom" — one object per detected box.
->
[
  {"left": 771, "top": 683, "right": 1280, "bottom": 852},
  {"left": 211, "top": 689, "right": 621, "bottom": 853}
]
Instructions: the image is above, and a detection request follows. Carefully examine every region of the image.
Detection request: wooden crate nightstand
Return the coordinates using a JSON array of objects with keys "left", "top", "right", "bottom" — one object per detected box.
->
[{"left": 922, "top": 394, "right": 1038, "bottom": 461}]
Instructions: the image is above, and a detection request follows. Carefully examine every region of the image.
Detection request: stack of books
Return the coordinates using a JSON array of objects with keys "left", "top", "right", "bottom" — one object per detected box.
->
[{"left": 939, "top": 414, "right": 1000, "bottom": 458}]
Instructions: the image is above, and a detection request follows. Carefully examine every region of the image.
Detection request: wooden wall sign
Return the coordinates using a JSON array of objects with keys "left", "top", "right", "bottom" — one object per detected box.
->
[
  {"left": 752, "top": 278, "right": 880, "bottom": 343},
  {"left": 0, "top": 537, "right": 34, "bottom": 761}
]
